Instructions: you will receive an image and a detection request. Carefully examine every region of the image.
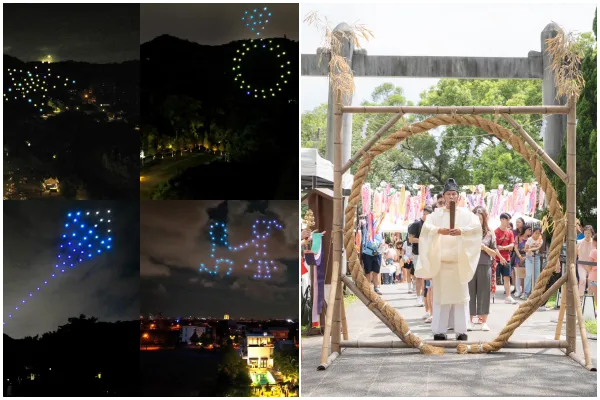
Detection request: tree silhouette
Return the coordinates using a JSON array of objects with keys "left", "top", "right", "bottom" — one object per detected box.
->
[
  {"left": 4, "top": 315, "right": 139, "bottom": 396},
  {"left": 210, "top": 344, "right": 251, "bottom": 397}
]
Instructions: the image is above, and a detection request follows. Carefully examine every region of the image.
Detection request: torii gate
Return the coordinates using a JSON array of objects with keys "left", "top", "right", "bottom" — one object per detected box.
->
[
  {"left": 303, "top": 22, "right": 595, "bottom": 372},
  {"left": 302, "top": 22, "right": 565, "bottom": 164}
]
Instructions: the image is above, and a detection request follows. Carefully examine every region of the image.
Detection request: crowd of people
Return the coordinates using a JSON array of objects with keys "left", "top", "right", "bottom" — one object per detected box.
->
[{"left": 359, "top": 185, "right": 598, "bottom": 337}]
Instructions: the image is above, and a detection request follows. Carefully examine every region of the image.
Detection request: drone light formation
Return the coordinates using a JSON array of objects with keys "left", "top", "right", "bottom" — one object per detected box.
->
[
  {"left": 233, "top": 39, "right": 290, "bottom": 99},
  {"left": 199, "top": 219, "right": 284, "bottom": 279},
  {"left": 3, "top": 66, "right": 75, "bottom": 112},
  {"left": 242, "top": 6, "right": 272, "bottom": 36},
  {"left": 4, "top": 209, "right": 113, "bottom": 325}
]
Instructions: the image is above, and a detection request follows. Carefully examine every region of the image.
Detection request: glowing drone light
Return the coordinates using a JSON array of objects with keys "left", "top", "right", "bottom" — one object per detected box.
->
[
  {"left": 242, "top": 7, "right": 272, "bottom": 36},
  {"left": 3, "top": 68, "right": 76, "bottom": 111},
  {"left": 233, "top": 38, "right": 292, "bottom": 99},
  {"left": 199, "top": 219, "right": 283, "bottom": 279},
  {"left": 3, "top": 209, "right": 114, "bottom": 325}
]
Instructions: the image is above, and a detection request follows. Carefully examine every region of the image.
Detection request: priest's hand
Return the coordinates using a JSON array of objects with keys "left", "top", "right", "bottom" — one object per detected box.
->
[
  {"left": 449, "top": 228, "right": 462, "bottom": 236},
  {"left": 438, "top": 228, "right": 451, "bottom": 235}
]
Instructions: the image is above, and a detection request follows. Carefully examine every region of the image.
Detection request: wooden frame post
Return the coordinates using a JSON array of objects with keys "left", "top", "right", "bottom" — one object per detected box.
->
[
  {"left": 554, "top": 280, "right": 568, "bottom": 340},
  {"left": 317, "top": 90, "right": 344, "bottom": 370},
  {"left": 316, "top": 95, "right": 595, "bottom": 372},
  {"left": 568, "top": 263, "right": 593, "bottom": 369},
  {"left": 565, "top": 98, "right": 577, "bottom": 354},
  {"left": 331, "top": 91, "right": 344, "bottom": 356}
]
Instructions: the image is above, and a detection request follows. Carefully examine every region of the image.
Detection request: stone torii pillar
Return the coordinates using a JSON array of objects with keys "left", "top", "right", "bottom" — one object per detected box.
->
[
  {"left": 541, "top": 22, "right": 567, "bottom": 162},
  {"left": 324, "top": 22, "right": 356, "bottom": 167}
]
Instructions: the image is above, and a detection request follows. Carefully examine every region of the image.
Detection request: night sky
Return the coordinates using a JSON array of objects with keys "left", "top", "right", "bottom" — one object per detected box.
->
[
  {"left": 140, "top": 3, "right": 299, "bottom": 44},
  {"left": 141, "top": 201, "right": 299, "bottom": 319},
  {"left": 3, "top": 3, "right": 139, "bottom": 63},
  {"left": 3, "top": 202, "right": 140, "bottom": 339}
]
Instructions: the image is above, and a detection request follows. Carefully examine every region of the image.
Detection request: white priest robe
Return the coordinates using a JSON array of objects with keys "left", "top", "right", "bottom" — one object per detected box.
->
[{"left": 414, "top": 207, "right": 482, "bottom": 335}]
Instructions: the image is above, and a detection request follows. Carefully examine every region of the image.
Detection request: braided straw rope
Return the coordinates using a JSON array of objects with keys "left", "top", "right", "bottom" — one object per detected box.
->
[{"left": 343, "top": 114, "right": 566, "bottom": 355}]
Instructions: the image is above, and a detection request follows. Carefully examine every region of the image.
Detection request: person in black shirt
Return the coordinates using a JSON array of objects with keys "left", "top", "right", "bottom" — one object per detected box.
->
[{"left": 408, "top": 205, "right": 433, "bottom": 307}]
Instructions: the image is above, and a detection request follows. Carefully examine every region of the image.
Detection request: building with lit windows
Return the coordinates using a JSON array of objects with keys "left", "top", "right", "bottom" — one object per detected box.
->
[
  {"left": 180, "top": 325, "right": 206, "bottom": 344},
  {"left": 243, "top": 332, "right": 274, "bottom": 369},
  {"left": 267, "top": 327, "right": 289, "bottom": 340},
  {"left": 82, "top": 89, "right": 96, "bottom": 104}
]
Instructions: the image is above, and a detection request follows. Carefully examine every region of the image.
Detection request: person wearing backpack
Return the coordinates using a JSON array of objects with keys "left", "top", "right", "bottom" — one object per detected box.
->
[{"left": 361, "top": 222, "right": 384, "bottom": 295}]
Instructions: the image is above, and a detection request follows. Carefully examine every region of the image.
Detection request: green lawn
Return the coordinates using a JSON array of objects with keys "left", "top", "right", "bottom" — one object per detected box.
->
[
  {"left": 344, "top": 294, "right": 358, "bottom": 306},
  {"left": 301, "top": 325, "right": 308, "bottom": 337},
  {"left": 301, "top": 294, "right": 356, "bottom": 336},
  {"left": 585, "top": 319, "right": 597, "bottom": 335},
  {"left": 546, "top": 292, "right": 596, "bottom": 335},
  {"left": 546, "top": 292, "right": 557, "bottom": 309}
]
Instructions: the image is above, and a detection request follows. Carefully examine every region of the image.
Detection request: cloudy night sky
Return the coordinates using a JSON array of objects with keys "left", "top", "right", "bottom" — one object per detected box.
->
[
  {"left": 3, "top": 202, "right": 139, "bottom": 339},
  {"left": 141, "top": 201, "right": 299, "bottom": 319},
  {"left": 140, "top": 3, "right": 299, "bottom": 45},
  {"left": 3, "top": 3, "right": 139, "bottom": 63}
]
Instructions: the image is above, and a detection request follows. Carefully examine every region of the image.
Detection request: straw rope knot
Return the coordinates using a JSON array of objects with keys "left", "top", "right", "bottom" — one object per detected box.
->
[{"left": 343, "top": 114, "right": 566, "bottom": 357}]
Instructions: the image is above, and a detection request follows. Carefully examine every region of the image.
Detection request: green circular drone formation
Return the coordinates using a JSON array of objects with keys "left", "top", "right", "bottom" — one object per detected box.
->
[{"left": 233, "top": 39, "right": 292, "bottom": 99}]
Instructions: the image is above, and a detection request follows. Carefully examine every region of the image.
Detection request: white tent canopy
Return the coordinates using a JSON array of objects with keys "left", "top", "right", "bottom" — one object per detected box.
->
[
  {"left": 301, "top": 148, "right": 353, "bottom": 190},
  {"left": 378, "top": 219, "right": 410, "bottom": 233}
]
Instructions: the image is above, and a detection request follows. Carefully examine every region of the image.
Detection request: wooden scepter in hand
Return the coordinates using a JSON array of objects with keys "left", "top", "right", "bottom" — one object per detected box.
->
[{"left": 449, "top": 200, "right": 456, "bottom": 230}]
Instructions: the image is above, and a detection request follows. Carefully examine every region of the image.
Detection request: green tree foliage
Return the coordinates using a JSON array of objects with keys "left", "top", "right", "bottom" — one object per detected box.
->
[
  {"left": 551, "top": 11, "right": 597, "bottom": 226},
  {"left": 273, "top": 349, "right": 299, "bottom": 384},
  {"left": 213, "top": 344, "right": 251, "bottom": 397},
  {"left": 301, "top": 80, "right": 542, "bottom": 190},
  {"left": 189, "top": 331, "right": 200, "bottom": 344},
  {"left": 301, "top": 103, "right": 328, "bottom": 156},
  {"left": 199, "top": 332, "right": 210, "bottom": 345}
]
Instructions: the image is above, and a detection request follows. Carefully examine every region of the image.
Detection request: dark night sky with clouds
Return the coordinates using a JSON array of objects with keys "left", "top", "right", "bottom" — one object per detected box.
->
[
  {"left": 3, "top": 202, "right": 139, "bottom": 339},
  {"left": 140, "top": 3, "right": 299, "bottom": 45},
  {"left": 141, "top": 200, "right": 299, "bottom": 319},
  {"left": 3, "top": 3, "right": 139, "bottom": 63}
]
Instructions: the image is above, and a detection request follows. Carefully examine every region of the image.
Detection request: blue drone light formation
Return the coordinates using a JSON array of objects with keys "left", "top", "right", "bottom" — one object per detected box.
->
[
  {"left": 199, "top": 219, "right": 283, "bottom": 279},
  {"left": 4, "top": 209, "right": 113, "bottom": 325},
  {"left": 241, "top": 6, "right": 272, "bottom": 36}
]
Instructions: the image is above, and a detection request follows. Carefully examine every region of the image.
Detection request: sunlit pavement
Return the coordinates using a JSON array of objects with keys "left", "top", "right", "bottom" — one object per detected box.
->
[{"left": 301, "top": 281, "right": 597, "bottom": 397}]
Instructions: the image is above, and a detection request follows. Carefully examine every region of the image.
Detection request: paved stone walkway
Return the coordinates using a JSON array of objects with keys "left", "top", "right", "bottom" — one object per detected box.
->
[{"left": 301, "top": 281, "right": 597, "bottom": 397}]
